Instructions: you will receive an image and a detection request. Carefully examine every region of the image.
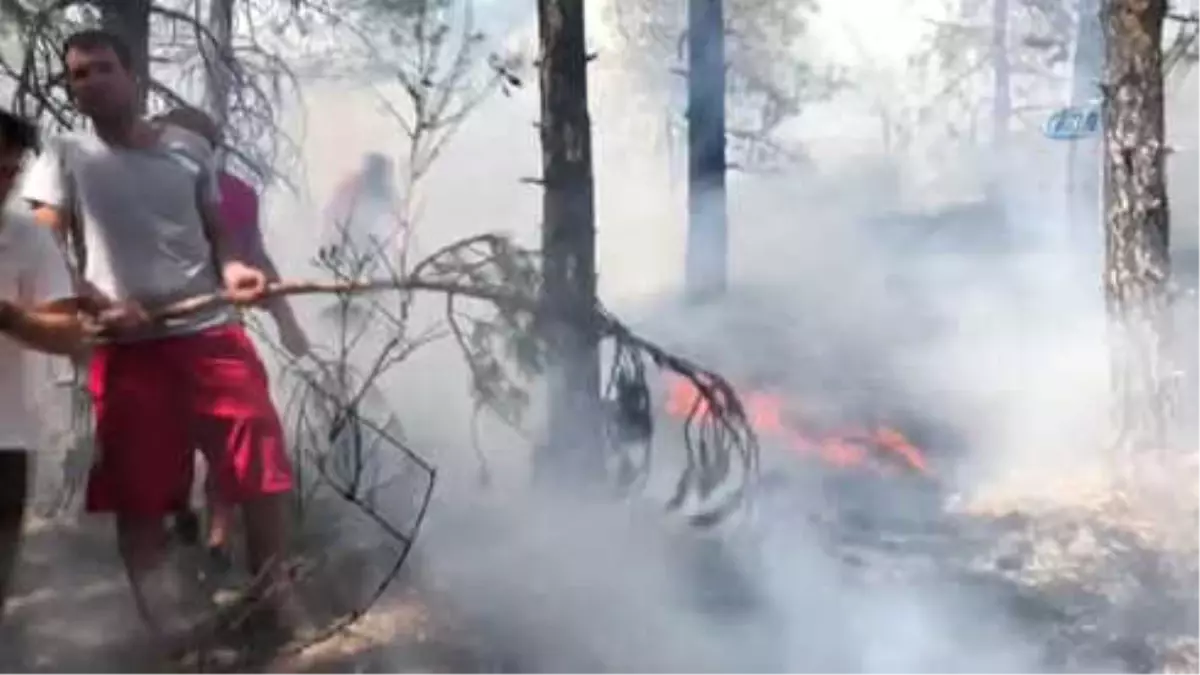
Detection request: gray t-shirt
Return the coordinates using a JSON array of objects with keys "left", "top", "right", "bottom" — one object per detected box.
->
[{"left": 21, "top": 127, "right": 235, "bottom": 341}]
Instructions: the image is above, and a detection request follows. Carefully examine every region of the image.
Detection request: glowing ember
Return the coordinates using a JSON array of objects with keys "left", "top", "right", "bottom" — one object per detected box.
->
[{"left": 663, "top": 374, "right": 932, "bottom": 476}]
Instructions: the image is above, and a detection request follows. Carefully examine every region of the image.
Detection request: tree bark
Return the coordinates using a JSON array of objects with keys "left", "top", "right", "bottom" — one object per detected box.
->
[
  {"left": 99, "top": 0, "right": 152, "bottom": 112},
  {"left": 1067, "top": 0, "right": 1104, "bottom": 250},
  {"left": 685, "top": 0, "right": 728, "bottom": 301},
  {"left": 991, "top": 0, "right": 1012, "bottom": 149},
  {"left": 203, "top": 0, "right": 236, "bottom": 129},
  {"left": 1102, "top": 0, "right": 1176, "bottom": 453},
  {"left": 535, "top": 0, "right": 603, "bottom": 483}
]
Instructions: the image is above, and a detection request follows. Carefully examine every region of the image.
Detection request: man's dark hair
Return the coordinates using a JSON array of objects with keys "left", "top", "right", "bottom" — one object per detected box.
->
[
  {"left": 61, "top": 29, "right": 134, "bottom": 71},
  {"left": 0, "top": 108, "right": 38, "bottom": 153}
]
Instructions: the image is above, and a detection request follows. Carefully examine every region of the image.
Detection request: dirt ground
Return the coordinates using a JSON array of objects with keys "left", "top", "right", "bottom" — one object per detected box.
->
[
  {"left": 3, "top": 450, "right": 1196, "bottom": 674},
  {"left": 2, "top": 513, "right": 485, "bottom": 674}
]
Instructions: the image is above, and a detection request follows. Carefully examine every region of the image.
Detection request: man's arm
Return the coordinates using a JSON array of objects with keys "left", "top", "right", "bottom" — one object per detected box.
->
[
  {"left": 22, "top": 136, "right": 70, "bottom": 242},
  {"left": 235, "top": 194, "right": 310, "bottom": 355},
  {"left": 198, "top": 196, "right": 248, "bottom": 269},
  {"left": 6, "top": 218, "right": 88, "bottom": 356},
  {"left": 20, "top": 135, "right": 108, "bottom": 310},
  {"left": 28, "top": 205, "right": 107, "bottom": 314},
  {"left": 196, "top": 167, "right": 271, "bottom": 308},
  {"left": 29, "top": 204, "right": 67, "bottom": 246},
  {"left": 248, "top": 227, "right": 304, "bottom": 324},
  {"left": 0, "top": 299, "right": 85, "bottom": 357}
]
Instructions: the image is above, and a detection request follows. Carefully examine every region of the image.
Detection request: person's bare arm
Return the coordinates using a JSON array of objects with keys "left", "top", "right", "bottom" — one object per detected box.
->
[
  {"left": 0, "top": 299, "right": 86, "bottom": 357},
  {"left": 198, "top": 198, "right": 250, "bottom": 269},
  {"left": 29, "top": 204, "right": 108, "bottom": 313},
  {"left": 29, "top": 203, "right": 66, "bottom": 240},
  {"left": 241, "top": 217, "right": 310, "bottom": 354},
  {"left": 243, "top": 225, "right": 288, "bottom": 303}
]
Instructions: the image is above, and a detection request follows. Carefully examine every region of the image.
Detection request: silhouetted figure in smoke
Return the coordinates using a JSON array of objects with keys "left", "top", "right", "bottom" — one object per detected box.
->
[{"left": 322, "top": 153, "right": 405, "bottom": 269}]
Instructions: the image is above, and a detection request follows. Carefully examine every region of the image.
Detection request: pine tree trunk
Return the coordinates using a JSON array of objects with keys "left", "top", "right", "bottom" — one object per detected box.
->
[
  {"left": 99, "top": 0, "right": 152, "bottom": 112},
  {"left": 535, "top": 0, "right": 603, "bottom": 483},
  {"left": 203, "top": 0, "right": 236, "bottom": 128},
  {"left": 988, "top": 0, "right": 1012, "bottom": 205},
  {"left": 1102, "top": 0, "right": 1176, "bottom": 454},
  {"left": 685, "top": 0, "right": 728, "bottom": 301},
  {"left": 1068, "top": 0, "right": 1104, "bottom": 249},
  {"left": 991, "top": 0, "right": 1011, "bottom": 148}
]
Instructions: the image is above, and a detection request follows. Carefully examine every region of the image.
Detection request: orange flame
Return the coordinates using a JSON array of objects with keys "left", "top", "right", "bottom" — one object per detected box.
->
[{"left": 664, "top": 374, "right": 931, "bottom": 476}]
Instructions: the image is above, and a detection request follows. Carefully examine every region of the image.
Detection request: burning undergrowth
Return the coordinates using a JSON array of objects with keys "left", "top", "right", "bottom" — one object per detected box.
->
[
  {"left": 663, "top": 372, "right": 931, "bottom": 477},
  {"left": 377, "top": 288, "right": 1040, "bottom": 672},
  {"left": 236, "top": 185, "right": 1199, "bottom": 674},
  {"left": 560, "top": 195, "right": 1193, "bottom": 673}
]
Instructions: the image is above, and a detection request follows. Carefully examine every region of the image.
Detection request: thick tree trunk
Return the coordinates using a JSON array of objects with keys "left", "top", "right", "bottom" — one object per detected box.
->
[
  {"left": 99, "top": 0, "right": 152, "bottom": 112},
  {"left": 1067, "top": 0, "right": 1105, "bottom": 249},
  {"left": 1101, "top": 0, "right": 1176, "bottom": 453},
  {"left": 203, "top": 0, "right": 236, "bottom": 128},
  {"left": 535, "top": 0, "right": 603, "bottom": 483},
  {"left": 685, "top": 0, "right": 728, "bottom": 301}
]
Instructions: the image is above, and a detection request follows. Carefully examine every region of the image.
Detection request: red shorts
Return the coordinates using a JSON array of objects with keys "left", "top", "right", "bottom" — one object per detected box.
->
[{"left": 85, "top": 324, "right": 293, "bottom": 516}]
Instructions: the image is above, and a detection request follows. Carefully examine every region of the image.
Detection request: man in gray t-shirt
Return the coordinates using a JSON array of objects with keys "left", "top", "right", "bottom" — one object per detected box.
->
[{"left": 22, "top": 29, "right": 307, "bottom": 647}]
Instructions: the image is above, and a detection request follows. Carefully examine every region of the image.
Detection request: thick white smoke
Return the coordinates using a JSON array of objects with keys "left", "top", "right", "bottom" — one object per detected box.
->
[
  {"left": 250, "top": 0, "right": 1197, "bottom": 671},
  {"left": 4, "top": 0, "right": 1193, "bottom": 670}
]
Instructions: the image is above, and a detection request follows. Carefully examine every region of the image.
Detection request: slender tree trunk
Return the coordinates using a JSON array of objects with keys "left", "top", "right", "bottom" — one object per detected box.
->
[
  {"left": 99, "top": 0, "right": 152, "bottom": 112},
  {"left": 1068, "top": 0, "right": 1105, "bottom": 249},
  {"left": 989, "top": 0, "right": 1012, "bottom": 204},
  {"left": 685, "top": 0, "right": 728, "bottom": 301},
  {"left": 1102, "top": 0, "right": 1176, "bottom": 453},
  {"left": 203, "top": 0, "right": 236, "bottom": 129},
  {"left": 535, "top": 0, "right": 603, "bottom": 483},
  {"left": 991, "top": 0, "right": 1012, "bottom": 148}
]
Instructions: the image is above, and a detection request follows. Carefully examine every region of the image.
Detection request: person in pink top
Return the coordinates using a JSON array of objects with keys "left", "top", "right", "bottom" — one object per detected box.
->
[{"left": 154, "top": 106, "right": 309, "bottom": 566}]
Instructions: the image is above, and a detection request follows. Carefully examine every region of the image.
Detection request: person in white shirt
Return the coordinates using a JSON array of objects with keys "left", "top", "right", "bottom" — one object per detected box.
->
[{"left": 0, "top": 109, "right": 83, "bottom": 623}]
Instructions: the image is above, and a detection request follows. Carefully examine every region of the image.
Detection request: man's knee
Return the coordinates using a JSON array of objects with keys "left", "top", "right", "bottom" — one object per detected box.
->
[{"left": 115, "top": 515, "right": 170, "bottom": 569}]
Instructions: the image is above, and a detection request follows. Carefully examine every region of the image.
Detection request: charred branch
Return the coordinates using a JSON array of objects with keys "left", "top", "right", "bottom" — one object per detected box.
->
[{"left": 130, "top": 233, "right": 758, "bottom": 526}]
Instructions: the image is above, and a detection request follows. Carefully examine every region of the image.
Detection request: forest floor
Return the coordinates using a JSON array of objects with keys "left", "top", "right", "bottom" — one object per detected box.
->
[
  {"left": 832, "top": 463, "right": 1199, "bottom": 673},
  {"left": 2, "top": 512, "right": 486, "bottom": 674},
  {"left": 2, "top": 450, "right": 1196, "bottom": 673},
  {"left": 0, "top": 436, "right": 481, "bottom": 675}
]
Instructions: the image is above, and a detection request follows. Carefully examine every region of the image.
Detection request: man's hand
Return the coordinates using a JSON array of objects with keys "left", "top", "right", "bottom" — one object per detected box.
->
[
  {"left": 223, "top": 260, "right": 268, "bottom": 305},
  {"left": 94, "top": 299, "right": 150, "bottom": 333},
  {"left": 0, "top": 299, "right": 88, "bottom": 356}
]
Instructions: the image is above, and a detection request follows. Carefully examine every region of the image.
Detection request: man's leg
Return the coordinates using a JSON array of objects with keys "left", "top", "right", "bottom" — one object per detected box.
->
[
  {"left": 84, "top": 342, "right": 197, "bottom": 641},
  {"left": 186, "top": 325, "right": 306, "bottom": 638},
  {"left": 203, "top": 470, "right": 234, "bottom": 555},
  {"left": 0, "top": 449, "right": 30, "bottom": 617},
  {"left": 241, "top": 492, "right": 295, "bottom": 617},
  {"left": 201, "top": 469, "right": 235, "bottom": 577}
]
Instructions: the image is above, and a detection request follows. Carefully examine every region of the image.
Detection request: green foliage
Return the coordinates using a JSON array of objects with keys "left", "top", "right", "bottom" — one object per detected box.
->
[
  {"left": 418, "top": 234, "right": 545, "bottom": 425},
  {"left": 287, "top": 229, "right": 759, "bottom": 525}
]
